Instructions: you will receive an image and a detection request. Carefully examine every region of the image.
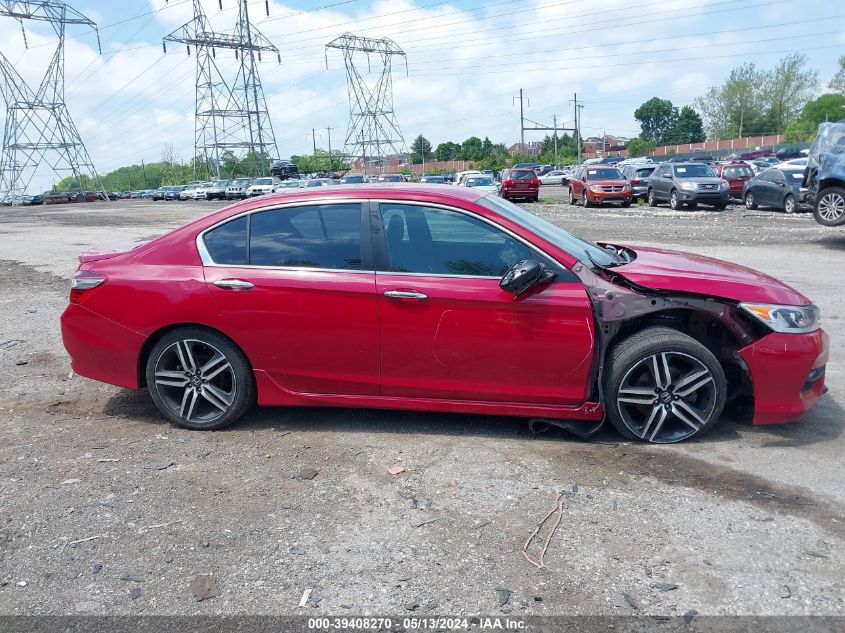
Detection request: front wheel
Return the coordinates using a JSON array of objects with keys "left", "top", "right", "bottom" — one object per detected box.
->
[
  {"left": 783, "top": 194, "right": 796, "bottom": 214},
  {"left": 669, "top": 189, "right": 682, "bottom": 210},
  {"left": 744, "top": 191, "right": 758, "bottom": 210},
  {"left": 146, "top": 327, "right": 255, "bottom": 431},
  {"left": 813, "top": 187, "right": 845, "bottom": 226},
  {"left": 583, "top": 193, "right": 592, "bottom": 208},
  {"left": 604, "top": 327, "right": 726, "bottom": 444}
]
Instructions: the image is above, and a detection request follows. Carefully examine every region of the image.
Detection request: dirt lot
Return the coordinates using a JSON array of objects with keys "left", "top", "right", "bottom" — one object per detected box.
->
[{"left": 0, "top": 189, "right": 842, "bottom": 618}]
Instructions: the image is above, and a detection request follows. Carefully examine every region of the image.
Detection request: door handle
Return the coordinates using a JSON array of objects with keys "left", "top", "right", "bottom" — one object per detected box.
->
[
  {"left": 214, "top": 279, "right": 254, "bottom": 290},
  {"left": 384, "top": 290, "right": 427, "bottom": 300}
]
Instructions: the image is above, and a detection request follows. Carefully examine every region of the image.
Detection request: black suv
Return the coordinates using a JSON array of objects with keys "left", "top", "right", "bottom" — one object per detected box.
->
[
  {"left": 647, "top": 162, "right": 730, "bottom": 210},
  {"left": 270, "top": 159, "right": 300, "bottom": 180}
]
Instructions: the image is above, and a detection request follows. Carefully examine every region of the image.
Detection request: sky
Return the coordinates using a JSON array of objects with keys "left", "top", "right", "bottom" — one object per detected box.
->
[{"left": 2, "top": 0, "right": 844, "bottom": 192}]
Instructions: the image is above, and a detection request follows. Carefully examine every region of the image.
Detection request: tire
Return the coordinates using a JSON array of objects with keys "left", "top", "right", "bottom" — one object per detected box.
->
[
  {"left": 145, "top": 327, "right": 255, "bottom": 431},
  {"left": 813, "top": 187, "right": 845, "bottom": 226},
  {"left": 744, "top": 191, "right": 758, "bottom": 210},
  {"left": 621, "top": 201, "right": 631, "bottom": 208},
  {"left": 669, "top": 189, "right": 682, "bottom": 210},
  {"left": 566, "top": 188, "right": 574, "bottom": 205},
  {"left": 531, "top": 195, "right": 539, "bottom": 203},
  {"left": 714, "top": 203, "right": 727, "bottom": 211},
  {"left": 603, "top": 326, "right": 726, "bottom": 444},
  {"left": 647, "top": 188, "right": 657, "bottom": 207},
  {"left": 783, "top": 194, "right": 796, "bottom": 214},
  {"left": 583, "top": 192, "right": 592, "bottom": 208}
]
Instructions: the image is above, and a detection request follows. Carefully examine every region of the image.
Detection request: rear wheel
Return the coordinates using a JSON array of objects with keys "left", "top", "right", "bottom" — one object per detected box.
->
[
  {"left": 566, "top": 188, "right": 574, "bottom": 205},
  {"left": 714, "top": 202, "right": 727, "bottom": 211},
  {"left": 604, "top": 327, "right": 726, "bottom": 444},
  {"left": 669, "top": 189, "right": 682, "bottom": 210},
  {"left": 783, "top": 194, "right": 797, "bottom": 214},
  {"left": 744, "top": 191, "right": 758, "bottom": 210},
  {"left": 621, "top": 201, "right": 631, "bottom": 208},
  {"left": 813, "top": 187, "right": 845, "bottom": 226},
  {"left": 146, "top": 327, "right": 255, "bottom": 431},
  {"left": 647, "top": 188, "right": 657, "bottom": 207}
]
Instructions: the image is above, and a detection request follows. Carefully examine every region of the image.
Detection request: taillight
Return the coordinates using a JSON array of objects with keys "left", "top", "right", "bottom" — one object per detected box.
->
[
  {"left": 531, "top": 179, "right": 539, "bottom": 186},
  {"left": 70, "top": 271, "right": 106, "bottom": 303},
  {"left": 631, "top": 179, "right": 640, "bottom": 185},
  {"left": 504, "top": 179, "right": 514, "bottom": 186}
]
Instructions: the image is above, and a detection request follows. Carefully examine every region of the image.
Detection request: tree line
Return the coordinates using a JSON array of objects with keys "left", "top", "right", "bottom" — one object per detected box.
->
[{"left": 628, "top": 54, "right": 845, "bottom": 157}]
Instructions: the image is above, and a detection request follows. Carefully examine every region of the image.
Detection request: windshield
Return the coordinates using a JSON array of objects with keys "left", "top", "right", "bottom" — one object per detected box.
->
[
  {"left": 673, "top": 164, "right": 715, "bottom": 178},
  {"left": 466, "top": 177, "right": 494, "bottom": 187},
  {"left": 343, "top": 175, "right": 364, "bottom": 183},
  {"left": 214, "top": 180, "right": 228, "bottom": 186},
  {"left": 233, "top": 178, "right": 251, "bottom": 185},
  {"left": 722, "top": 166, "right": 752, "bottom": 178},
  {"left": 509, "top": 170, "right": 535, "bottom": 180},
  {"left": 421, "top": 176, "right": 444, "bottom": 183},
  {"left": 585, "top": 168, "right": 622, "bottom": 180},
  {"left": 478, "top": 195, "right": 619, "bottom": 267},
  {"left": 253, "top": 178, "right": 272, "bottom": 185},
  {"left": 636, "top": 168, "right": 656, "bottom": 177}
]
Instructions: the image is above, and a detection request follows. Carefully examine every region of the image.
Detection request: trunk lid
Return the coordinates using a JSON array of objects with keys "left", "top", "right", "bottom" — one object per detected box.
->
[{"left": 78, "top": 241, "right": 149, "bottom": 264}]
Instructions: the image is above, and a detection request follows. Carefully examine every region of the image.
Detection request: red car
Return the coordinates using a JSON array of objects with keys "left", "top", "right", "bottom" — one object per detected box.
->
[
  {"left": 498, "top": 168, "right": 539, "bottom": 202},
  {"left": 714, "top": 163, "right": 754, "bottom": 199},
  {"left": 568, "top": 166, "right": 633, "bottom": 207},
  {"left": 61, "top": 185, "right": 828, "bottom": 443}
]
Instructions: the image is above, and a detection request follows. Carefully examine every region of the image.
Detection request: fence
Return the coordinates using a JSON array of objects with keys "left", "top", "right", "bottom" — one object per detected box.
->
[{"left": 585, "top": 135, "right": 789, "bottom": 159}]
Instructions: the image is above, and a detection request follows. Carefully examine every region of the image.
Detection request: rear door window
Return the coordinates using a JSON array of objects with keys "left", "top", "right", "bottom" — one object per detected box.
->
[{"left": 203, "top": 216, "right": 248, "bottom": 265}]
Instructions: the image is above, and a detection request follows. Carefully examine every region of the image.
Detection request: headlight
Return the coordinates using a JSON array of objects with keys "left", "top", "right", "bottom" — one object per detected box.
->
[
  {"left": 623, "top": 183, "right": 631, "bottom": 191},
  {"left": 679, "top": 182, "right": 697, "bottom": 191},
  {"left": 720, "top": 180, "right": 729, "bottom": 190},
  {"left": 740, "top": 303, "right": 821, "bottom": 334},
  {"left": 589, "top": 185, "right": 603, "bottom": 193}
]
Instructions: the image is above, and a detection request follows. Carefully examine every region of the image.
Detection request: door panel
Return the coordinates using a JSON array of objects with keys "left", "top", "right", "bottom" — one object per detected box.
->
[
  {"left": 377, "top": 275, "right": 595, "bottom": 404},
  {"left": 201, "top": 202, "right": 379, "bottom": 396},
  {"left": 373, "top": 201, "right": 596, "bottom": 406}
]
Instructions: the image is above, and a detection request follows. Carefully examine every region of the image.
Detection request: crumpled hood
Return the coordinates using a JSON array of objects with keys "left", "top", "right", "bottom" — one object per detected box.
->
[{"left": 612, "top": 245, "right": 810, "bottom": 305}]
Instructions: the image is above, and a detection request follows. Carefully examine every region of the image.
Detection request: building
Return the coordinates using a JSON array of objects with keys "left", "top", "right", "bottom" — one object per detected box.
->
[
  {"left": 507, "top": 141, "right": 543, "bottom": 157},
  {"left": 582, "top": 134, "right": 629, "bottom": 155}
]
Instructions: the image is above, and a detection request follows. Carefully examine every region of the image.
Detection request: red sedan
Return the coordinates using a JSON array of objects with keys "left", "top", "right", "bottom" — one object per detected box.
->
[{"left": 61, "top": 185, "right": 828, "bottom": 443}]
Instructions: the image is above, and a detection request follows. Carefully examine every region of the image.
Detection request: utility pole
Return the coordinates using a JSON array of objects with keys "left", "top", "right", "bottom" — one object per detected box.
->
[
  {"left": 572, "top": 93, "right": 584, "bottom": 164},
  {"left": 513, "top": 89, "right": 528, "bottom": 150},
  {"left": 326, "top": 127, "right": 333, "bottom": 173},
  {"left": 553, "top": 114, "right": 559, "bottom": 167},
  {"left": 311, "top": 128, "right": 317, "bottom": 161}
]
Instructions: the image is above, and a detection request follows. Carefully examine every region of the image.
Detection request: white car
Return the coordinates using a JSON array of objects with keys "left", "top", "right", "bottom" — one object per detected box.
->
[
  {"left": 225, "top": 178, "right": 253, "bottom": 200},
  {"left": 460, "top": 175, "right": 498, "bottom": 195},
  {"left": 304, "top": 178, "right": 335, "bottom": 188},
  {"left": 538, "top": 170, "right": 568, "bottom": 185},
  {"left": 246, "top": 177, "right": 281, "bottom": 197},
  {"left": 454, "top": 170, "right": 482, "bottom": 186},
  {"left": 179, "top": 185, "right": 198, "bottom": 200},
  {"left": 775, "top": 158, "right": 808, "bottom": 170},
  {"left": 274, "top": 180, "right": 303, "bottom": 192},
  {"left": 192, "top": 182, "right": 214, "bottom": 200}
]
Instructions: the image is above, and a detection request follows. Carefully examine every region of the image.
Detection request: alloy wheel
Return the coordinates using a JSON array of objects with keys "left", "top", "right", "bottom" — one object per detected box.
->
[
  {"left": 817, "top": 192, "right": 845, "bottom": 222},
  {"left": 616, "top": 351, "right": 717, "bottom": 443},
  {"left": 153, "top": 339, "right": 236, "bottom": 425},
  {"left": 745, "top": 193, "right": 754, "bottom": 209},
  {"left": 784, "top": 195, "right": 796, "bottom": 214}
]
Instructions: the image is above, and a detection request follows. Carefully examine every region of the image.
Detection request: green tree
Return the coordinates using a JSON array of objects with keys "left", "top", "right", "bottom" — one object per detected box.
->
[
  {"left": 696, "top": 62, "right": 767, "bottom": 138},
  {"left": 784, "top": 93, "right": 845, "bottom": 142},
  {"left": 634, "top": 97, "right": 679, "bottom": 144},
  {"left": 626, "top": 138, "right": 657, "bottom": 158},
  {"left": 410, "top": 135, "right": 432, "bottom": 164},
  {"left": 829, "top": 55, "right": 845, "bottom": 94},
  {"left": 762, "top": 53, "right": 819, "bottom": 133},
  {"left": 434, "top": 141, "right": 460, "bottom": 161},
  {"left": 670, "top": 106, "right": 706, "bottom": 144},
  {"left": 461, "top": 136, "right": 484, "bottom": 161}
]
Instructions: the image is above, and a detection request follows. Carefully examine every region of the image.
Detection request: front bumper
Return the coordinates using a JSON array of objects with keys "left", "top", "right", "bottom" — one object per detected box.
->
[
  {"left": 677, "top": 189, "right": 729, "bottom": 204},
  {"left": 739, "top": 329, "right": 829, "bottom": 424},
  {"left": 587, "top": 190, "right": 632, "bottom": 204}
]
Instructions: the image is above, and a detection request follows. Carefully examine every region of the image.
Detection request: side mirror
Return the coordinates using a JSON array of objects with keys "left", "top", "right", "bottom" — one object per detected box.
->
[{"left": 500, "top": 259, "right": 554, "bottom": 294}]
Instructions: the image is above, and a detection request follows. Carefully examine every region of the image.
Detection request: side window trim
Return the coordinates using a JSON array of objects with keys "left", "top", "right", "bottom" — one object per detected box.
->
[
  {"left": 371, "top": 200, "right": 577, "bottom": 282},
  {"left": 197, "top": 200, "right": 373, "bottom": 272}
]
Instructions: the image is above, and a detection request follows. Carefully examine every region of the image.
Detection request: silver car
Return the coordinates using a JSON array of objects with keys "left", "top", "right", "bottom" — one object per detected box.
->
[{"left": 225, "top": 178, "right": 253, "bottom": 200}]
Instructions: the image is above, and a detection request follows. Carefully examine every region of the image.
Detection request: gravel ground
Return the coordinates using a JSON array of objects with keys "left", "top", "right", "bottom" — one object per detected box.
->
[{"left": 0, "top": 190, "right": 842, "bottom": 617}]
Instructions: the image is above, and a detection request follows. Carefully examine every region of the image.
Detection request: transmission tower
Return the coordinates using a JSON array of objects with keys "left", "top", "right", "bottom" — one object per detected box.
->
[
  {"left": 325, "top": 33, "right": 407, "bottom": 174},
  {"left": 164, "top": 0, "right": 280, "bottom": 181},
  {"left": 0, "top": 1, "right": 106, "bottom": 204}
]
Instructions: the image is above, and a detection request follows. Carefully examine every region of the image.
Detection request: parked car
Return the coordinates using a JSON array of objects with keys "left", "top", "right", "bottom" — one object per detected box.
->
[
  {"left": 164, "top": 186, "right": 184, "bottom": 201},
  {"left": 742, "top": 168, "right": 806, "bottom": 214},
  {"left": 275, "top": 180, "right": 303, "bottom": 191},
  {"left": 775, "top": 145, "right": 804, "bottom": 161},
  {"left": 804, "top": 121, "right": 845, "bottom": 227},
  {"left": 3, "top": 194, "right": 43, "bottom": 206},
  {"left": 205, "top": 180, "right": 230, "bottom": 200},
  {"left": 270, "top": 159, "right": 300, "bottom": 180},
  {"left": 568, "top": 166, "right": 632, "bottom": 207},
  {"left": 180, "top": 185, "right": 199, "bottom": 201},
  {"left": 419, "top": 175, "right": 446, "bottom": 184},
  {"left": 192, "top": 182, "right": 216, "bottom": 200},
  {"left": 460, "top": 175, "right": 498, "bottom": 195},
  {"left": 775, "top": 158, "right": 808, "bottom": 170},
  {"left": 151, "top": 187, "right": 168, "bottom": 201},
  {"left": 305, "top": 178, "right": 334, "bottom": 188},
  {"left": 61, "top": 184, "right": 828, "bottom": 443},
  {"left": 377, "top": 174, "right": 404, "bottom": 183},
  {"left": 621, "top": 164, "right": 657, "bottom": 201},
  {"left": 713, "top": 163, "right": 754, "bottom": 200},
  {"left": 498, "top": 168, "right": 539, "bottom": 202},
  {"left": 43, "top": 191, "right": 68, "bottom": 205},
  {"left": 647, "top": 162, "right": 729, "bottom": 210},
  {"left": 340, "top": 174, "right": 366, "bottom": 184},
  {"left": 246, "top": 177, "right": 281, "bottom": 197},
  {"left": 538, "top": 170, "right": 568, "bottom": 186},
  {"left": 225, "top": 178, "right": 252, "bottom": 200}
]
